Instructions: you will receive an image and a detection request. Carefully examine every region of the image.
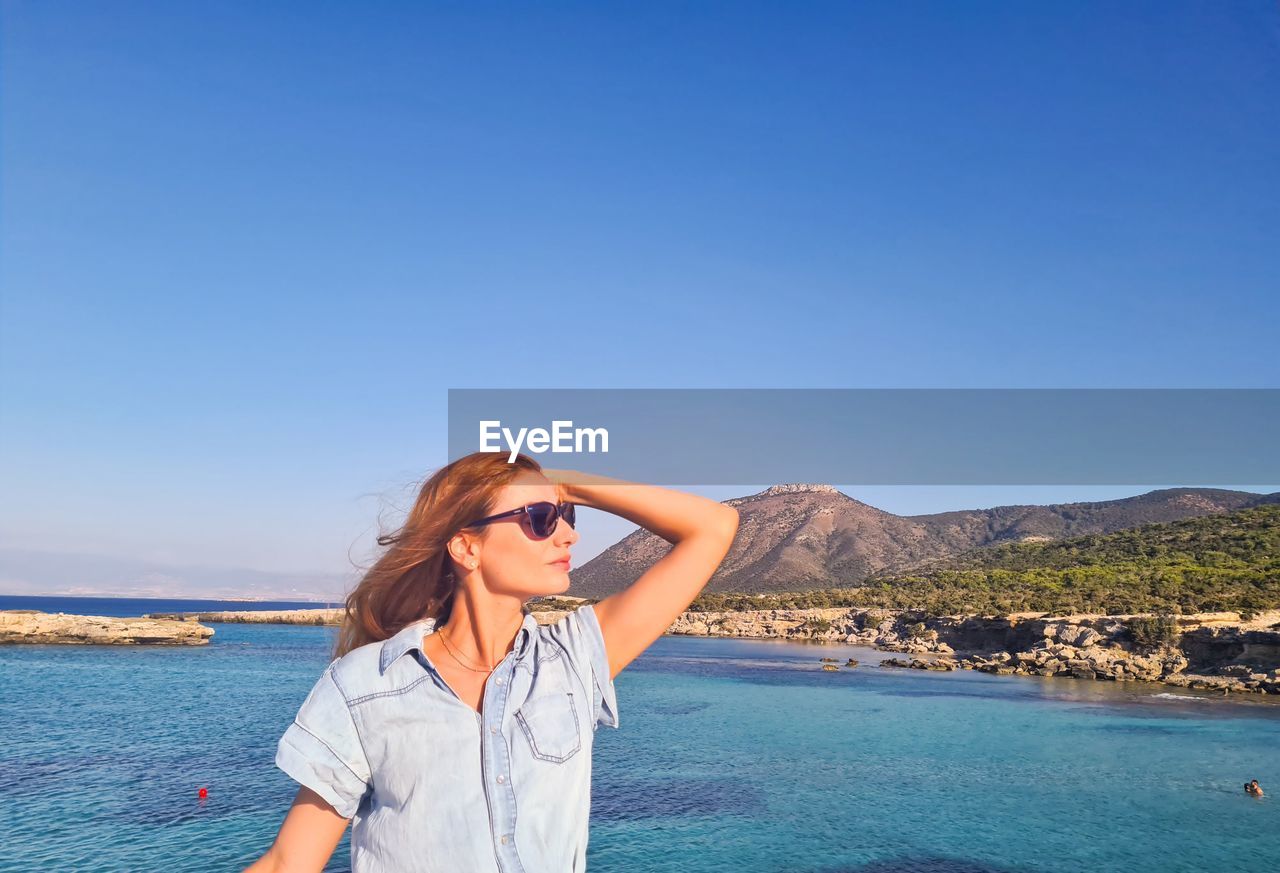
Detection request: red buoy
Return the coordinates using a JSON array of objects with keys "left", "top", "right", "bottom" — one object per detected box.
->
[{"left": 198, "top": 787, "right": 208, "bottom": 799}]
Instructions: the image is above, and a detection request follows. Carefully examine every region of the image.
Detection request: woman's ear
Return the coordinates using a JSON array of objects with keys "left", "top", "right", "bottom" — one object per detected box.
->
[{"left": 446, "top": 532, "right": 478, "bottom": 567}]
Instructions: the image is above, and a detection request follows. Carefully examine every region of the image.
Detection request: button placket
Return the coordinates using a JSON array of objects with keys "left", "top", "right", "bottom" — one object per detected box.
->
[{"left": 484, "top": 657, "right": 526, "bottom": 873}]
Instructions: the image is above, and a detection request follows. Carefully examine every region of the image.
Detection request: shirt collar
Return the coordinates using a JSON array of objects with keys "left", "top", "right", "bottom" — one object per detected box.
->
[{"left": 378, "top": 611, "right": 539, "bottom": 675}]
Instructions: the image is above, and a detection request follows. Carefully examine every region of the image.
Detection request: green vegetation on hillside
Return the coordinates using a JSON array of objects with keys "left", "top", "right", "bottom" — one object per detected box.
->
[{"left": 685, "top": 505, "right": 1280, "bottom": 616}]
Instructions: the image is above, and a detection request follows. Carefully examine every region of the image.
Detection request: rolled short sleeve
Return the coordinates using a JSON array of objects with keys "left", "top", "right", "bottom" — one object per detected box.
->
[
  {"left": 276, "top": 664, "right": 372, "bottom": 818},
  {"left": 546, "top": 604, "right": 619, "bottom": 730}
]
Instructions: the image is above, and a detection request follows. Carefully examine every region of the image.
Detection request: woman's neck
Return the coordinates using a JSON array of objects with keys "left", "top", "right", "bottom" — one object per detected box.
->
[{"left": 437, "top": 581, "right": 525, "bottom": 668}]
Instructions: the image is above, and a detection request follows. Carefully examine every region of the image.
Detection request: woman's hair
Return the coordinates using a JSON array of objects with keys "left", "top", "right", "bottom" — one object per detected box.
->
[{"left": 333, "top": 451, "right": 543, "bottom": 659}]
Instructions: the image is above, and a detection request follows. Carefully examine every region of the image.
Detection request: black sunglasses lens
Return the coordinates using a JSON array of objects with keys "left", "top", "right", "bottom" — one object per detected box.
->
[
  {"left": 526, "top": 502, "right": 557, "bottom": 538},
  {"left": 524, "top": 502, "right": 575, "bottom": 537}
]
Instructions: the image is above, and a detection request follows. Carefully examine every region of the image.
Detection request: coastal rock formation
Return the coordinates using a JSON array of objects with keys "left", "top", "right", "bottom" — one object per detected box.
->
[
  {"left": 0, "top": 610, "right": 215, "bottom": 646},
  {"left": 880, "top": 656, "right": 959, "bottom": 671},
  {"left": 1180, "top": 625, "right": 1280, "bottom": 672},
  {"left": 667, "top": 606, "right": 856, "bottom": 640},
  {"left": 667, "top": 606, "right": 1280, "bottom": 695}
]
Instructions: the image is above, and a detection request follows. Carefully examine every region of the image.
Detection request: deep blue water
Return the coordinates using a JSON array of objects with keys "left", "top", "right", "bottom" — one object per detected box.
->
[{"left": 2, "top": 610, "right": 1278, "bottom": 872}]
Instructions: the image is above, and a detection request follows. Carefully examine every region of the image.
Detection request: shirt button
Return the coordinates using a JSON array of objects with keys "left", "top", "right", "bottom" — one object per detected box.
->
[
  {"left": 500, "top": 835, "right": 510, "bottom": 845},
  {"left": 497, "top": 774, "right": 505, "bottom": 784},
  {"left": 496, "top": 677, "right": 504, "bottom": 685},
  {"left": 490, "top": 726, "right": 498, "bottom": 734}
]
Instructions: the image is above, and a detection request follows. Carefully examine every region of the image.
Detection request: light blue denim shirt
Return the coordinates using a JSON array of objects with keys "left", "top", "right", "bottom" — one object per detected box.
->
[{"left": 275, "top": 605, "right": 619, "bottom": 873}]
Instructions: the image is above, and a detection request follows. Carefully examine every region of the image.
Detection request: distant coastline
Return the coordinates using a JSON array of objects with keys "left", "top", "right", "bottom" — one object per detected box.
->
[{"left": 0, "top": 594, "right": 338, "bottom": 618}]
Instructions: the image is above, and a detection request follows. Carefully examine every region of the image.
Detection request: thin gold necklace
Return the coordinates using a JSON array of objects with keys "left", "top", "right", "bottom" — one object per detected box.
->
[{"left": 437, "top": 628, "right": 497, "bottom": 673}]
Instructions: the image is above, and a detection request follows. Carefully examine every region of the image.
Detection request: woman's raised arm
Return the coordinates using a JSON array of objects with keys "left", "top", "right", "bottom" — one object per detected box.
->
[{"left": 544, "top": 470, "right": 739, "bottom": 679}]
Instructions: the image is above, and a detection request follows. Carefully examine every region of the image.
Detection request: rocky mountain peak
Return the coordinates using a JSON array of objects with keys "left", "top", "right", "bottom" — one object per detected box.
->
[{"left": 759, "top": 483, "right": 842, "bottom": 497}]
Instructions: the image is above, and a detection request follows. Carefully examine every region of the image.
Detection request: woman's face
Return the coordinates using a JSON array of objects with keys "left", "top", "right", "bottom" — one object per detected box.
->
[{"left": 466, "top": 471, "right": 579, "bottom": 600}]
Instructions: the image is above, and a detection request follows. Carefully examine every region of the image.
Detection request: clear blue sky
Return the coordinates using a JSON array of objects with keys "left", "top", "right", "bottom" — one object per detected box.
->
[{"left": 1, "top": 2, "right": 1277, "bottom": 598}]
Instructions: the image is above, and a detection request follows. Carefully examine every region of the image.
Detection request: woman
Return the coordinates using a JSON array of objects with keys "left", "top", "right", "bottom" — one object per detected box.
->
[{"left": 245, "top": 451, "right": 739, "bottom": 872}]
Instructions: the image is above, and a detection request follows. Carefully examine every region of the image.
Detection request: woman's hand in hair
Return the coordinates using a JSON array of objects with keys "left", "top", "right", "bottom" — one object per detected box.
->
[{"left": 540, "top": 468, "right": 616, "bottom": 506}]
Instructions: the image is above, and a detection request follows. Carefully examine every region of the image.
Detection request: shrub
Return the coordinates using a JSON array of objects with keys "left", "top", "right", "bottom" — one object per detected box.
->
[{"left": 1127, "top": 614, "right": 1179, "bottom": 648}]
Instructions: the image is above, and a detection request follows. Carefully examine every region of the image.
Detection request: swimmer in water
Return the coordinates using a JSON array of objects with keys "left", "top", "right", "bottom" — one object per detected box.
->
[{"left": 1245, "top": 780, "right": 1263, "bottom": 797}]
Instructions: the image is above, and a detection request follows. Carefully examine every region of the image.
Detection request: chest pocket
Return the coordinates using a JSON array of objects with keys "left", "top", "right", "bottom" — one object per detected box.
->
[{"left": 515, "top": 689, "right": 582, "bottom": 764}]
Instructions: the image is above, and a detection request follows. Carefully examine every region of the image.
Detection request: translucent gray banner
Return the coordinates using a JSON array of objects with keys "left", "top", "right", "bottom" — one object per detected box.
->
[{"left": 446, "top": 389, "right": 1279, "bottom": 485}]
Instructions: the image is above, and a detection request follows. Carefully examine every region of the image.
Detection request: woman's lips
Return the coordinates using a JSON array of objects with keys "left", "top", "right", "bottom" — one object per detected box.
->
[{"left": 550, "top": 559, "right": 571, "bottom": 571}]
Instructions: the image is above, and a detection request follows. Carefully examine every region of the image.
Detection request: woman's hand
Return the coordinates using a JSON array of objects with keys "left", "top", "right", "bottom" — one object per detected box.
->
[{"left": 539, "top": 468, "right": 615, "bottom": 508}]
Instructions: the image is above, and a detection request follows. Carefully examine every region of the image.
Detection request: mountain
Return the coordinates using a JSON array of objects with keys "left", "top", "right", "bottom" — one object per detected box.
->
[{"left": 567, "top": 486, "right": 1280, "bottom": 598}]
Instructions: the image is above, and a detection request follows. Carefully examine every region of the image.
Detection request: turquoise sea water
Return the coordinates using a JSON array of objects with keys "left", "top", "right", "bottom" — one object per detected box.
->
[{"left": 2, "top": 609, "right": 1278, "bottom": 872}]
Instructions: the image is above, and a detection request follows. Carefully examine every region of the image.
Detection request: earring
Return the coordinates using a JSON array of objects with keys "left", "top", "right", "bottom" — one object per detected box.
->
[{"left": 468, "top": 561, "right": 478, "bottom": 569}]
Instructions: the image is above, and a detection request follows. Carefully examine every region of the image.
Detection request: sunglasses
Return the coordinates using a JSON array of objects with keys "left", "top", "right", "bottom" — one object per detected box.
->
[{"left": 464, "top": 501, "right": 576, "bottom": 540}]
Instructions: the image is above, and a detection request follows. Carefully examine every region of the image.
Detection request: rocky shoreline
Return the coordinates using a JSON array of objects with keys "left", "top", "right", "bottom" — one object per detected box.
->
[
  {"left": 9, "top": 603, "right": 1280, "bottom": 697},
  {"left": 667, "top": 607, "right": 1280, "bottom": 696},
  {"left": 0, "top": 610, "right": 215, "bottom": 646}
]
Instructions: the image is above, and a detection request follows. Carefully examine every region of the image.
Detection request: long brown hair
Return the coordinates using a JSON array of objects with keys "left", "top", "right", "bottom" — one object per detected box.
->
[{"left": 334, "top": 451, "right": 543, "bottom": 659}]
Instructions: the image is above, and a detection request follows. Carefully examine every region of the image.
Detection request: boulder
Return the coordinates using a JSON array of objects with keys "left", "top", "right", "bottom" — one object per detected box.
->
[
  {"left": 1075, "top": 629, "right": 1104, "bottom": 648},
  {"left": 1057, "top": 626, "right": 1084, "bottom": 646},
  {"left": 1160, "top": 652, "right": 1190, "bottom": 676}
]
